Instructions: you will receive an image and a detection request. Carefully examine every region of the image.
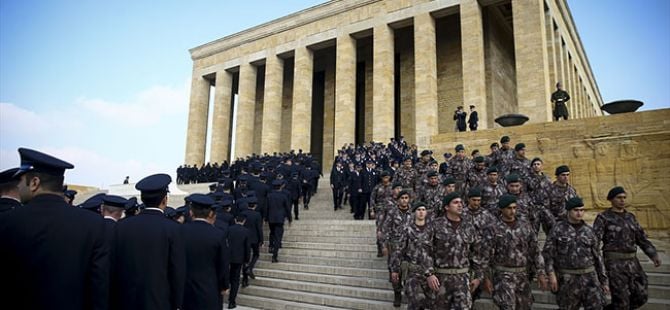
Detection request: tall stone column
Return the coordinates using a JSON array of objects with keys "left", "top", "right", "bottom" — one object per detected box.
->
[
  {"left": 291, "top": 45, "right": 314, "bottom": 152},
  {"left": 184, "top": 74, "right": 210, "bottom": 165},
  {"left": 261, "top": 52, "right": 284, "bottom": 154},
  {"left": 372, "top": 23, "right": 395, "bottom": 142},
  {"left": 460, "top": 0, "right": 488, "bottom": 129},
  {"left": 210, "top": 70, "right": 233, "bottom": 164},
  {"left": 235, "top": 62, "right": 257, "bottom": 158},
  {"left": 414, "top": 13, "right": 438, "bottom": 147},
  {"left": 334, "top": 33, "right": 356, "bottom": 155},
  {"left": 512, "top": 0, "right": 552, "bottom": 123}
]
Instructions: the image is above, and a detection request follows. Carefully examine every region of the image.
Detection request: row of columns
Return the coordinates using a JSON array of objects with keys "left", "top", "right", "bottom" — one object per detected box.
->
[{"left": 185, "top": 0, "right": 562, "bottom": 166}]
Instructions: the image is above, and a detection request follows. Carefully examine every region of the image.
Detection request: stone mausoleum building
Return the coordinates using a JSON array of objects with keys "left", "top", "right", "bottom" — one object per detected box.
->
[{"left": 185, "top": 0, "right": 603, "bottom": 168}]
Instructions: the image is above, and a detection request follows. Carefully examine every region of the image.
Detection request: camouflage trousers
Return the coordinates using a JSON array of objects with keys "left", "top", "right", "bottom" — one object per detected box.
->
[
  {"left": 605, "top": 258, "right": 648, "bottom": 310},
  {"left": 492, "top": 271, "right": 533, "bottom": 310},
  {"left": 433, "top": 273, "right": 471, "bottom": 309},
  {"left": 402, "top": 269, "right": 432, "bottom": 310},
  {"left": 387, "top": 243, "right": 403, "bottom": 291},
  {"left": 556, "top": 271, "right": 605, "bottom": 310}
]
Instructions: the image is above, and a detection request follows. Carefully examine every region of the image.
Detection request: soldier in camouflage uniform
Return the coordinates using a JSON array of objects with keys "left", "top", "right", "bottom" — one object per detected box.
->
[
  {"left": 381, "top": 190, "right": 414, "bottom": 306},
  {"left": 425, "top": 192, "right": 485, "bottom": 309},
  {"left": 543, "top": 197, "right": 609, "bottom": 310},
  {"left": 486, "top": 142, "right": 499, "bottom": 167},
  {"left": 547, "top": 165, "right": 578, "bottom": 219},
  {"left": 494, "top": 136, "right": 514, "bottom": 177},
  {"left": 526, "top": 157, "right": 555, "bottom": 233},
  {"left": 483, "top": 194, "right": 547, "bottom": 310},
  {"left": 415, "top": 150, "right": 433, "bottom": 188},
  {"left": 465, "top": 156, "right": 488, "bottom": 195},
  {"left": 506, "top": 143, "right": 532, "bottom": 188},
  {"left": 446, "top": 144, "right": 473, "bottom": 193},
  {"left": 390, "top": 201, "right": 434, "bottom": 309},
  {"left": 371, "top": 170, "right": 395, "bottom": 257},
  {"left": 396, "top": 157, "right": 417, "bottom": 193},
  {"left": 461, "top": 188, "right": 497, "bottom": 304},
  {"left": 593, "top": 187, "right": 662, "bottom": 309},
  {"left": 416, "top": 171, "right": 442, "bottom": 217},
  {"left": 481, "top": 166, "right": 506, "bottom": 211},
  {"left": 504, "top": 173, "right": 554, "bottom": 234}
]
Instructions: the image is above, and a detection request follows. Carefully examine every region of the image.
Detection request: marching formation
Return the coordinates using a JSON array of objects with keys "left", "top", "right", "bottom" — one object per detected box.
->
[{"left": 329, "top": 136, "right": 663, "bottom": 309}]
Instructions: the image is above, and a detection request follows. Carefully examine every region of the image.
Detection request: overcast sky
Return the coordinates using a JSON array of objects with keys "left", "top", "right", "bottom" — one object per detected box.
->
[{"left": 1, "top": 0, "right": 668, "bottom": 187}]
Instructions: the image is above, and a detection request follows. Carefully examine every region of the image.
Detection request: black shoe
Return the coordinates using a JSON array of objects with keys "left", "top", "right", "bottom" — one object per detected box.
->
[
  {"left": 241, "top": 278, "right": 249, "bottom": 288},
  {"left": 228, "top": 302, "right": 237, "bottom": 309},
  {"left": 248, "top": 271, "right": 256, "bottom": 279},
  {"left": 272, "top": 257, "right": 278, "bottom": 263},
  {"left": 393, "top": 291, "right": 401, "bottom": 307},
  {"left": 377, "top": 251, "right": 383, "bottom": 258},
  {"left": 268, "top": 247, "right": 274, "bottom": 253}
]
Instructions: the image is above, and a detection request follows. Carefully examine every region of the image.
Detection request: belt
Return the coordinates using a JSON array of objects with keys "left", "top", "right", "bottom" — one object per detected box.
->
[
  {"left": 559, "top": 266, "right": 595, "bottom": 275},
  {"left": 494, "top": 266, "right": 527, "bottom": 273},
  {"left": 435, "top": 267, "right": 469, "bottom": 275},
  {"left": 400, "top": 261, "right": 424, "bottom": 280},
  {"left": 604, "top": 252, "right": 636, "bottom": 260}
]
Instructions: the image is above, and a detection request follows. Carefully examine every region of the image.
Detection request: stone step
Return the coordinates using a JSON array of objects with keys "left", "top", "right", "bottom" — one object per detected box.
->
[
  {"left": 249, "top": 277, "right": 393, "bottom": 302},
  {"left": 254, "top": 268, "right": 392, "bottom": 290},
  {"left": 254, "top": 261, "right": 389, "bottom": 280},
  {"left": 281, "top": 235, "right": 378, "bottom": 244},
  {"left": 648, "top": 272, "right": 670, "bottom": 286},
  {"left": 258, "top": 253, "right": 387, "bottom": 270},
  {"left": 261, "top": 246, "right": 380, "bottom": 259},
  {"left": 281, "top": 223, "right": 377, "bottom": 233},
  {"left": 474, "top": 299, "right": 557, "bottom": 309},
  {"left": 235, "top": 293, "right": 345, "bottom": 310},
  {"left": 281, "top": 228, "right": 377, "bottom": 238},
  {"left": 239, "top": 286, "right": 405, "bottom": 310},
  {"left": 276, "top": 241, "right": 378, "bottom": 252}
]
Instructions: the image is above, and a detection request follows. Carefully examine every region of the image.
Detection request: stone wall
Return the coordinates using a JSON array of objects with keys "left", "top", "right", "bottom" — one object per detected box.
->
[
  {"left": 429, "top": 109, "right": 670, "bottom": 231},
  {"left": 280, "top": 59, "right": 294, "bottom": 152},
  {"left": 436, "top": 14, "right": 464, "bottom": 134},
  {"left": 484, "top": 6, "right": 517, "bottom": 126}
]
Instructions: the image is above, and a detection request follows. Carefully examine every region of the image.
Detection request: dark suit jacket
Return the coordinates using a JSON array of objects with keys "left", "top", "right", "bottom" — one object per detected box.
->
[
  {"left": 349, "top": 170, "right": 362, "bottom": 193},
  {"left": 0, "top": 194, "right": 109, "bottom": 310},
  {"left": 330, "top": 168, "right": 347, "bottom": 188},
  {"left": 181, "top": 220, "right": 229, "bottom": 310},
  {"left": 0, "top": 197, "right": 21, "bottom": 215},
  {"left": 240, "top": 208, "right": 263, "bottom": 245},
  {"left": 361, "top": 169, "right": 378, "bottom": 193},
  {"left": 114, "top": 208, "right": 186, "bottom": 310},
  {"left": 227, "top": 224, "right": 250, "bottom": 264},
  {"left": 267, "top": 190, "right": 292, "bottom": 224}
]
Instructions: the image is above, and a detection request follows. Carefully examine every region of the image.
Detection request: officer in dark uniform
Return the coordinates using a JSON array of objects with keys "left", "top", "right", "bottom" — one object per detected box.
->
[
  {"left": 214, "top": 199, "right": 235, "bottom": 231},
  {"left": 0, "top": 148, "right": 109, "bottom": 310},
  {"left": 113, "top": 173, "right": 186, "bottom": 310},
  {"left": 360, "top": 160, "right": 378, "bottom": 220},
  {"left": 330, "top": 161, "right": 347, "bottom": 211},
  {"left": 227, "top": 215, "right": 250, "bottom": 309},
  {"left": 468, "top": 105, "right": 479, "bottom": 131},
  {"left": 241, "top": 196, "right": 263, "bottom": 286},
  {"left": 78, "top": 192, "right": 105, "bottom": 214},
  {"left": 551, "top": 82, "right": 570, "bottom": 121},
  {"left": 181, "top": 193, "right": 230, "bottom": 310},
  {"left": 267, "top": 180, "right": 292, "bottom": 262},
  {"left": 63, "top": 186, "right": 77, "bottom": 205},
  {"left": 0, "top": 167, "right": 22, "bottom": 215},
  {"left": 286, "top": 171, "right": 302, "bottom": 220}
]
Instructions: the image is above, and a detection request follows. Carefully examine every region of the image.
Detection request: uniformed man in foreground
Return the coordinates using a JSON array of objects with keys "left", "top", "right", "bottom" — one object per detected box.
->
[
  {"left": 543, "top": 197, "right": 609, "bottom": 309},
  {"left": 181, "top": 193, "right": 230, "bottom": 310},
  {"left": 391, "top": 201, "right": 434, "bottom": 309},
  {"left": 484, "top": 194, "right": 547, "bottom": 309},
  {"left": 594, "top": 186, "right": 662, "bottom": 309},
  {"left": 114, "top": 173, "right": 186, "bottom": 309},
  {"left": 267, "top": 179, "right": 292, "bottom": 262},
  {"left": 381, "top": 189, "right": 414, "bottom": 306},
  {"left": 425, "top": 192, "right": 484, "bottom": 309},
  {"left": 227, "top": 215, "right": 250, "bottom": 309},
  {"left": 1, "top": 148, "right": 109, "bottom": 310}
]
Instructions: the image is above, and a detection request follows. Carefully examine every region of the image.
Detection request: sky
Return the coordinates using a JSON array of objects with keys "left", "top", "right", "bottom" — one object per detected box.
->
[{"left": 1, "top": 0, "right": 669, "bottom": 188}]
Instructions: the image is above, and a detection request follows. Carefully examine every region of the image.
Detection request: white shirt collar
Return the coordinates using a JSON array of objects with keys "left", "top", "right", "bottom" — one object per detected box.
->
[
  {"left": 1, "top": 195, "right": 21, "bottom": 203},
  {"left": 104, "top": 216, "right": 118, "bottom": 222},
  {"left": 192, "top": 218, "right": 211, "bottom": 224},
  {"left": 144, "top": 207, "right": 164, "bottom": 214}
]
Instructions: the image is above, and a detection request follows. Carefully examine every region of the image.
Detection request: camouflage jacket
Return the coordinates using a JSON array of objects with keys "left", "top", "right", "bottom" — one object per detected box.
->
[
  {"left": 390, "top": 221, "right": 434, "bottom": 273},
  {"left": 593, "top": 208, "right": 658, "bottom": 259},
  {"left": 542, "top": 220, "right": 608, "bottom": 285},
  {"left": 426, "top": 215, "right": 485, "bottom": 280},
  {"left": 415, "top": 160, "right": 430, "bottom": 185},
  {"left": 509, "top": 191, "right": 535, "bottom": 221},
  {"left": 465, "top": 168, "right": 487, "bottom": 193},
  {"left": 462, "top": 207, "right": 497, "bottom": 246},
  {"left": 381, "top": 206, "right": 413, "bottom": 244},
  {"left": 416, "top": 183, "right": 443, "bottom": 213},
  {"left": 494, "top": 148, "right": 514, "bottom": 174},
  {"left": 446, "top": 156, "right": 473, "bottom": 181},
  {"left": 506, "top": 156, "right": 532, "bottom": 185},
  {"left": 486, "top": 217, "right": 545, "bottom": 276},
  {"left": 371, "top": 183, "right": 395, "bottom": 212},
  {"left": 547, "top": 182, "right": 578, "bottom": 218},
  {"left": 527, "top": 172, "right": 552, "bottom": 206},
  {"left": 396, "top": 166, "right": 417, "bottom": 190},
  {"left": 481, "top": 181, "right": 506, "bottom": 211}
]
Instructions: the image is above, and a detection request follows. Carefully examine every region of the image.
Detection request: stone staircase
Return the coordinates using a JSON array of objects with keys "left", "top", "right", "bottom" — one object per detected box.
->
[{"left": 228, "top": 177, "right": 670, "bottom": 309}]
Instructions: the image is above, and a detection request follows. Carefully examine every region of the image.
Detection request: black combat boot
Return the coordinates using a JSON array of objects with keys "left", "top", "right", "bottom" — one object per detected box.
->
[{"left": 393, "top": 290, "right": 401, "bottom": 307}]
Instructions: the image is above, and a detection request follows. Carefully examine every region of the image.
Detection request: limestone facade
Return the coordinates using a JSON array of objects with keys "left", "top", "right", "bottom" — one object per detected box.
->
[{"left": 185, "top": 0, "right": 604, "bottom": 170}]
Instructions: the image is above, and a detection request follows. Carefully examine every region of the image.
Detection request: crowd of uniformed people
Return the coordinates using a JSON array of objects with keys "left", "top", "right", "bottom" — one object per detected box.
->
[
  {"left": 329, "top": 135, "right": 663, "bottom": 309},
  {"left": 0, "top": 136, "right": 664, "bottom": 310}
]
